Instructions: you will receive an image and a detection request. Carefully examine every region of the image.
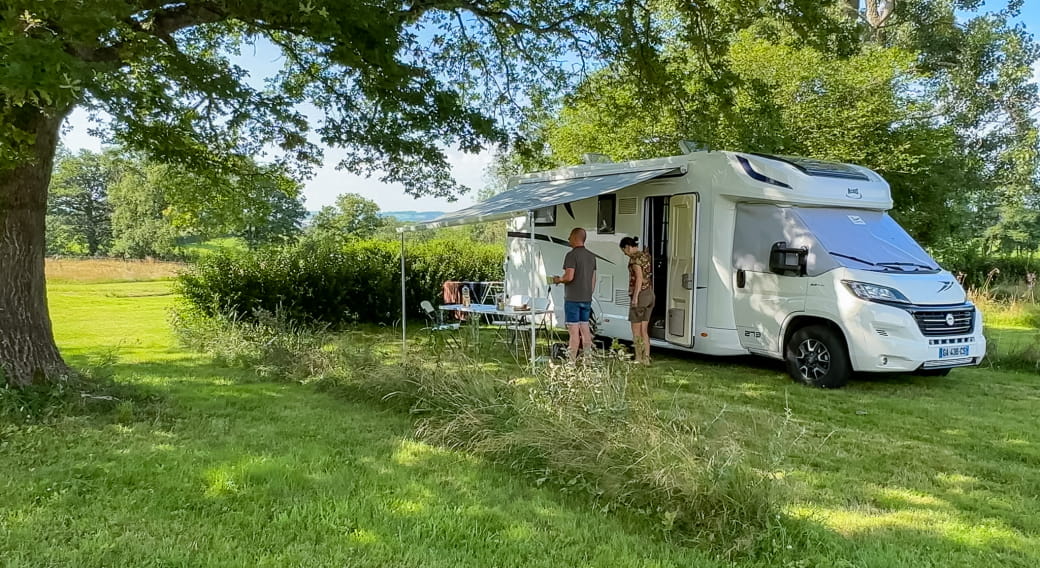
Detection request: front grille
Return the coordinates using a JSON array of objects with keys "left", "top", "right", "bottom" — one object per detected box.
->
[{"left": 911, "top": 308, "right": 975, "bottom": 336}]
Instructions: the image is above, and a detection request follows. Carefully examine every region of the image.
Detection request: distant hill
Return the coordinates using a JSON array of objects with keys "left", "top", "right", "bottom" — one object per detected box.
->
[{"left": 379, "top": 210, "right": 445, "bottom": 222}]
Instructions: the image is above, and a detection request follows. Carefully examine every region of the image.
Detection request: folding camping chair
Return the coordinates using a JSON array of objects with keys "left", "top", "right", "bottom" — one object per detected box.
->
[
  {"left": 503, "top": 297, "right": 551, "bottom": 358},
  {"left": 420, "top": 300, "right": 462, "bottom": 349}
]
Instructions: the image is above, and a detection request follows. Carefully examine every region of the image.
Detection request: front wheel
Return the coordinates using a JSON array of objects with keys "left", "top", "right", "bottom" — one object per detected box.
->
[{"left": 785, "top": 325, "right": 851, "bottom": 388}]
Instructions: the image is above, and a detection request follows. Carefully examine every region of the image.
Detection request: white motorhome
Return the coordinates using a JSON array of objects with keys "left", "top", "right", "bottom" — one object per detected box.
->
[{"left": 415, "top": 149, "right": 986, "bottom": 387}]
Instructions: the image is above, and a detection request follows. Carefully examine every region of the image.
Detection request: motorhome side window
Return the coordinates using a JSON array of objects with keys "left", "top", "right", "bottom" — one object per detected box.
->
[
  {"left": 534, "top": 205, "right": 556, "bottom": 226},
  {"left": 597, "top": 195, "right": 616, "bottom": 234}
]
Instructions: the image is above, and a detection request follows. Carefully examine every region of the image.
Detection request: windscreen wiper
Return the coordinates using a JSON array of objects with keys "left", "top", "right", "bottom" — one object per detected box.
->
[
  {"left": 876, "top": 261, "right": 938, "bottom": 272},
  {"left": 830, "top": 252, "right": 878, "bottom": 267}
]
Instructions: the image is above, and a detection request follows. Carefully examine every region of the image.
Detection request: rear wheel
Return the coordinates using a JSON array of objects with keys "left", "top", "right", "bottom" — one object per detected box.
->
[{"left": 785, "top": 325, "right": 851, "bottom": 388}]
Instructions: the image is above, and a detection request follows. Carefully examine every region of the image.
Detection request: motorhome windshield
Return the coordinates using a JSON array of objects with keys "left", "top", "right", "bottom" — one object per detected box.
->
[{"left": 791, "top": 208, "right": 940, "bottom": 273}]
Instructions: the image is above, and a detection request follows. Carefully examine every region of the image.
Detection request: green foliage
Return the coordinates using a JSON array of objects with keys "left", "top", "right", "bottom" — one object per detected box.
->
[
  {"left": 238, "top": 186, "right": 307, "bottom": 248},
  {"left": 177, "top": 239, "right": 504, "bottom": 326},
  {"left": 46, "top": 148, "right": 116, "bottom": 256},
  {"left": 931, "top": 245, "right": 1040, "bottom": 288},
  {"left": 528, "top": 3, "right": 1040, "bottom": 251},
  {"left": 107, "top": 160, "right": 181, "bottom": 259},
  {"left": 304, "top": 193, "right": 385, "bottom": 245},
  {"left": 544, "top": 34, "right": 982, "bottom": 247},
  {"left": 79, "top": 152, "right": 306, "bottom": 258}
]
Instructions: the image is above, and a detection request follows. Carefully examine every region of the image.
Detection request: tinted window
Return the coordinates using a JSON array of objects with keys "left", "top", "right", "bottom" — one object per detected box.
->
[
  {"left": 534, "top": 205, "right": 556, "bottom": 226},
  {"left": 597, "top": 195, "right": 616, "bottom": 234}
]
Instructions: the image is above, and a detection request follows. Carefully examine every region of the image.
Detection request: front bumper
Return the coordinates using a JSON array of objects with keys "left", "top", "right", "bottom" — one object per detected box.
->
[{"left": 842, "top": 301, "right": 986, "bottom": 373}]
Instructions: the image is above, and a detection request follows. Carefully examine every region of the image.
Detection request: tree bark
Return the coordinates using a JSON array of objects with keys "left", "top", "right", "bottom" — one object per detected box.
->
[{"left": 0, "top": 106, "right": 72, "bottom": 387}]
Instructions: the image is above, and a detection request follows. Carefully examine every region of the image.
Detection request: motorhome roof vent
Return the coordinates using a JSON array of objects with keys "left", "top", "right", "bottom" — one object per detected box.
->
[
  {"left": 583, "top": 153, "right": 612, "bottom": 164},
  {"left": 618, "top": 198, "right": 637, "bottom": 215},
  {"left": 751, "top": 153, "right": 871, "bottom": 181}
]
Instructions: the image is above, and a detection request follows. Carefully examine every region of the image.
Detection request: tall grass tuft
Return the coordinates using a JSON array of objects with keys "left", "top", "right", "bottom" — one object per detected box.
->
[
  {"left": 171, "top": 305, "right": 340, "bottom": 382},
  {"left": 968, "top": 272, "right": 1040, "bottom": 372},
  {"left": 174, "top": 311, "right": 805, "bottom": 559},
  {"left": 0, "top": 350, "right": 159, "bottom": 423}
]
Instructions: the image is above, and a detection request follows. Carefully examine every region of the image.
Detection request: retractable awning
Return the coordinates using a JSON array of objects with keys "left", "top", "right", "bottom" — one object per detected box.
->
[{"left": 401, "top": 166, "right": 682, "bottom": 231}]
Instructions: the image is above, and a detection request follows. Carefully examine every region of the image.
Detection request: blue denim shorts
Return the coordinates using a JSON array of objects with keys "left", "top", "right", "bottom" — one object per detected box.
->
[{"left": 564, "top": 301, "right": 592, "bottom": 325}]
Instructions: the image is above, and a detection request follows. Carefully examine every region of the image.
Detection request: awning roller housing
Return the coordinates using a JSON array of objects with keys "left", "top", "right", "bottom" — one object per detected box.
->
[{"left": 401, "top": 167, "right": 682, "bottom": 231}]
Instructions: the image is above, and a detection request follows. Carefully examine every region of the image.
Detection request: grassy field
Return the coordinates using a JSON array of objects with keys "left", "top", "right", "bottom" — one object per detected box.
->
[
  {"left": 2, "top": 272, "right": 1038, "bottom": 566},
  {"left": 2, "top": 280, "right": 721, "bottom": 567},
  {"left": 45, "top": 258, "right": 184, "bottom": 284}
]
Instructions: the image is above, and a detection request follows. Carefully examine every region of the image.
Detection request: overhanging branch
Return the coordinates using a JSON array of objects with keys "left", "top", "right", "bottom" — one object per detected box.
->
[{"left": 71, "top": 3, "right": 226, "bottom": 63}]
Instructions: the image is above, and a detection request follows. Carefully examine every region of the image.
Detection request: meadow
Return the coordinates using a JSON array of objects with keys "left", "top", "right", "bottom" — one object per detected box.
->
[{"left": 1, "top": 261, "right": 1038, "bottom": 567}]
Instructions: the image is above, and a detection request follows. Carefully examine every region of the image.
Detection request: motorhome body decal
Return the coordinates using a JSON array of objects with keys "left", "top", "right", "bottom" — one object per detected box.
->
[{"left": 507, "top": 231, "right": 616, "bottom": 265}]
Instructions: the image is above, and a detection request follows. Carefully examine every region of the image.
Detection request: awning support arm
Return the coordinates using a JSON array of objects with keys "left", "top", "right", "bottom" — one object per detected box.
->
[
  {"left": 529, "top": 210, "right": 537, "bottom": 370},
  {"left": 400, "top": 231, "right": 407, "bottom": 354}
]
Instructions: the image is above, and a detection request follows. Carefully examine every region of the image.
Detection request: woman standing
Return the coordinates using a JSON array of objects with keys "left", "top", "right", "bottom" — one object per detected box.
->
[{"left": 619, "top": 237, "right": 654, "bottom": 364}]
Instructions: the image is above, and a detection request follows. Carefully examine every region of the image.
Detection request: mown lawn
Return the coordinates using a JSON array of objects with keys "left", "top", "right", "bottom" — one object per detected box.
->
[
  {"left": 2, "top": 276, "right": 1038, "bottom": 567},
  {"left": 646, "top": 352, "right": 1039, "bottom": 567},
  {"left": 1, "top": 280, "right": 719, "bottom": 567}
]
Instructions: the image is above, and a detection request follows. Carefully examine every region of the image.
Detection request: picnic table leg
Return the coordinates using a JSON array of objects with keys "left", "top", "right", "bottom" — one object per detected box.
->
[{"left": 529, "top": 312, "right": 536, "bottom": 368}]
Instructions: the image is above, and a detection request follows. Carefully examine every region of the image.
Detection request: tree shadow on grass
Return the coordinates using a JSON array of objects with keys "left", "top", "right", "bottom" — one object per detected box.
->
[
  {"left": 631, "top": 350, "right": 1040, "bottom": 566},
  {"left": 0, "top": 370, "right": 731, "bottom": 567},
  {"left": 26, "top": 349, "right": 1036, "bottom": 567}
]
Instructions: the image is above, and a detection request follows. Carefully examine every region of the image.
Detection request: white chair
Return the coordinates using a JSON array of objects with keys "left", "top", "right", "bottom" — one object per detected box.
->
[
  {"left": 420, "top": 300, "right": 461, "bottom": 348},
  {"left": 505, "top": 297, "right": 552, "bottom": 355}
]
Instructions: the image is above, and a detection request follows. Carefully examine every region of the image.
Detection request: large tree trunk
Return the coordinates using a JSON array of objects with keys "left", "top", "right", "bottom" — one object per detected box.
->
[{"left": 0, "top": 106, "right": 71, "bottom": 387}]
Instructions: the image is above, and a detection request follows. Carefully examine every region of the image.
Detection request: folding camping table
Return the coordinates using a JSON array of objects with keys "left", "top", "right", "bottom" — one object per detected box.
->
[{"left": 439, "top": 303, "right": 552, "bottom": 362}]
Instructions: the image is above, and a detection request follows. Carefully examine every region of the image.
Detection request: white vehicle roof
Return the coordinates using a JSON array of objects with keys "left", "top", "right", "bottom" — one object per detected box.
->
[{"left": 402, "top": 151, "right": 891, "bottom": 231}]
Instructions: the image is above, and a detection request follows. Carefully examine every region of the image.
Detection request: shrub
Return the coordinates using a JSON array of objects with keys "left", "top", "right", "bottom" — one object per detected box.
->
[
  {"left": 177, "top": 239, "right": 504, "bottom": 326},
  {"left": 969, "top": 284, "right": 1040, "bottom": 372},
  {"left": 931, "top": 245, "right": 1040, "bottom": 289}
]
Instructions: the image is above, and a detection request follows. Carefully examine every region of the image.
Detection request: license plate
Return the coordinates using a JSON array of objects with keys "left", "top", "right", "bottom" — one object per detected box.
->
[{"left": 939, "top": 346, "right": 970, "bottom": 358}]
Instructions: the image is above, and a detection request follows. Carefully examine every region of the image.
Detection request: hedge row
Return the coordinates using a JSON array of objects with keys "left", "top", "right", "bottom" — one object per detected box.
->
[
  {"left": 178, "top": 239, "right": 505, "bottom": 325},
  {"left": 932, "top": 249, "right": 1039, "bottom": 289}
]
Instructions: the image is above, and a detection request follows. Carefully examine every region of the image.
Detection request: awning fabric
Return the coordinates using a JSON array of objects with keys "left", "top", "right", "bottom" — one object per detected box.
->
[{"left": 402, "top": 167, "right": 681, "bottom": 231}]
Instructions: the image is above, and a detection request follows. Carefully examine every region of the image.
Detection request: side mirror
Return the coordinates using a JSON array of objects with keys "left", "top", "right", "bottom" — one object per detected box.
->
[{"left": 769, "top": 241, "right": 808, "bottom": 276}]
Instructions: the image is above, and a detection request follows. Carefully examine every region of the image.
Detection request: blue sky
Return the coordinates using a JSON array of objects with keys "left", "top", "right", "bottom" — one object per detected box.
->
[{"left": 59, "top": 3, "right": 1040, "bottom": 213}]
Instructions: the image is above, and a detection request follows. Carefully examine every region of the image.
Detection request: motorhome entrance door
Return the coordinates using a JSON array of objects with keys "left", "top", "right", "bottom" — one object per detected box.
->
[{"left": 665, "top": 193, "right": 698, "bottom": 347}]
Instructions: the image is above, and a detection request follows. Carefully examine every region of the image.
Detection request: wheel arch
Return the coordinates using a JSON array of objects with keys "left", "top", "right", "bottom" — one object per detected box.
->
[{"left": 782, "top": 315, "right": 850, "bottom": 356}]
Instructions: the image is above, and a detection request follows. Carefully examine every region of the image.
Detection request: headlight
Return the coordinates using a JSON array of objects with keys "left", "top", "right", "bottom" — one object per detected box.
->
[{"left": 842, "top": 280, "right": 911, "bottom": 304}]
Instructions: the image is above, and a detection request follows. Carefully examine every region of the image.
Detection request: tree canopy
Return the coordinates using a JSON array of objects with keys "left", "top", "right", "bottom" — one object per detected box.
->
[
  {"left": 47, "top": 148, "right": 116, "bottom": 256},
  {"left": 1, "top": 1, "right": 845, "bottom": 195},
  {"left": 524, "top": 1, "right": 1039, "bottom": 252},
  {"left": 1, "top": 0, "right": 852, "bottom": 385},
  {"left": 307, "top": 193, "right": 384, "bottom": 244}
]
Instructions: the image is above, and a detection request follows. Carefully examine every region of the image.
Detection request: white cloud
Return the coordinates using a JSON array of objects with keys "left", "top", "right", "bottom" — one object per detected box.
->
[{"left": 60, "top": 108, "right": 493, "bottom": 214}]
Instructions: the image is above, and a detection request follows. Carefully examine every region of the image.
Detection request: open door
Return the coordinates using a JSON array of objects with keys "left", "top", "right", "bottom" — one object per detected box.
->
[{"left": 666, "top": 193, "right": 698, "bottom": 347}]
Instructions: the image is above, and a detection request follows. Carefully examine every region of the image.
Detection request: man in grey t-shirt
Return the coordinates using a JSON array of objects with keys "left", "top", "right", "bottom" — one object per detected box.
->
[{"left": 552, "top": 228, "right": 597, "bottom": 360}]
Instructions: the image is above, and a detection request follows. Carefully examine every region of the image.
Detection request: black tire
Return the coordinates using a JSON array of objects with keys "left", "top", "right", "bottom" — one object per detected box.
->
[{"left": 785, "top": 325, "right": 851, "bottom": 388}]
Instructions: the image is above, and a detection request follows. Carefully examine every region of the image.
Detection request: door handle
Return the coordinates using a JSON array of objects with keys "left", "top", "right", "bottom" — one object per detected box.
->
[{"left": 681, "top": 273, "right": 694, "bottom": 290}]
